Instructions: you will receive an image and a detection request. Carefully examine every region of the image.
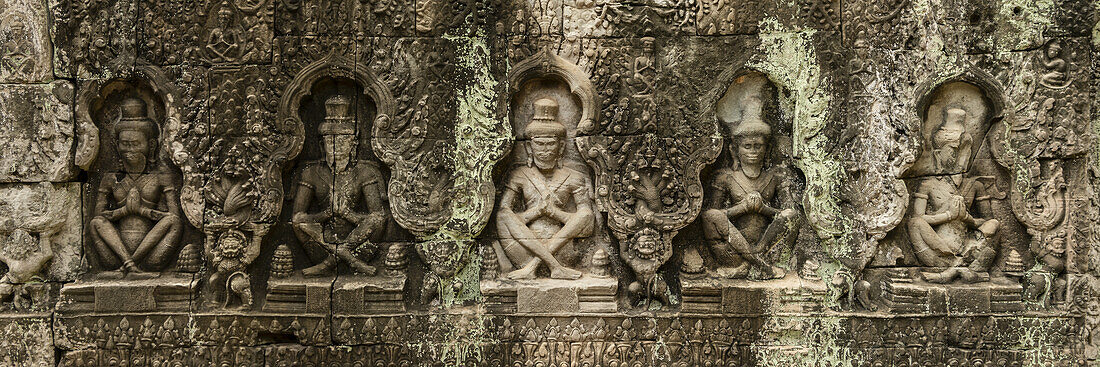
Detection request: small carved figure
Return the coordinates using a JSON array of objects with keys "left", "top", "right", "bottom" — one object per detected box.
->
[
  {"left": 1025, "top": 229, "right": 1067, "bottom": 303},
  {"left": 89, "top": 97, "right": 183, "bottom": 278},
  {"left": 205, "top": 4, "right": 241, "bottom": 62},
  {"left": 590, "top": 248, "right": 611, "bottom": 278},
  {"left": 492, "top": 98, "right": 593, "bottom": 280},
  {"left": 700, "top": 111, "right": 799, "bottom": 280},
  {"left": 1, "top": 15, "right": 34, "bottom": 77},
  {"left": 907, "top": 108, "right": 1000, "bottom": 283},
  {"left": 631, "top": 37, "right": 656, "bottom": 97},
  {"left": 1039, "top": 40, "right": 1069, "bottom": 89},
  {"left": 291, "top": 95, "right": 388, "bottom": 276},
  {"left": 206, "top": 229, "right": 254, "bottom": 310},
  {"left": 0, "top": 225, "right": 55, "bottom": 300}
]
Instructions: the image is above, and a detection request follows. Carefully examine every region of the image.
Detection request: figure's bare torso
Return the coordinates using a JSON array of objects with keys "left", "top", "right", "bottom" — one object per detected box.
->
[
  {"left": 712, "top": 167, "right": 778, "bottom": 243},
  {"left": 508, "top": 166, "right": 586, "bottom": 238}
]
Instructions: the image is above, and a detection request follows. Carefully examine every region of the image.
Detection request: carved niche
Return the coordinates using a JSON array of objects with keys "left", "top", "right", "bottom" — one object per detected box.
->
[
  {"left": 265, "top": 52, "right": 408, "bottom": 314},
  {"left": 55, "top": 64, "right": 203, "bottom": 314},
  {"left": 481, "top": 49, "right": 616, "bottom": 313},
  {"left": 575, "top": 50, "right": 722, "bottom": 307},
  {"left": 875, "top": 76, "right": 1046, "bottom": 313},
  {"left": 76, "top": 67, "right": 191, "bottom": 277},
  {"left": 684, "top": 71, "right": 809, "bottom": 281}
]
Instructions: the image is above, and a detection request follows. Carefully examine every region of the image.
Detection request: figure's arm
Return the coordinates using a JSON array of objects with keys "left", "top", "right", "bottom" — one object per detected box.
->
[
  {"left": 145, "top": 183, "right": 182, "bottom": 220},
  {"left": 346, "top": 180, "right": 388, "bottom": 243},
  {"left": 710, "top": 183, "right": 749, "bottom": 219},
  {"left": 758, "top": 205, "right": 781, "bottom": 217},
  {"left": 361, "top": 180, "right": 388, "bottom": 224},
  {"left": 291, "top": 184, "right": 326, "bottom": 223},
  {"left": 553, "top": 183, "right": 595, "bottom": 225},
  {"left": 498, "top": 188, "right": 526, "bottom": 222},
  {"left": 969, "top": 182, "right": 994, "bottom": 226},
  {"left": 95, "top": 183, "right": 128, "bottom": 221},
  {"left": 911, "top": 193, "right": 932, "bottom": 221},
  {"left": 916, "top": 196, "right": 951, "bottom": 225}
]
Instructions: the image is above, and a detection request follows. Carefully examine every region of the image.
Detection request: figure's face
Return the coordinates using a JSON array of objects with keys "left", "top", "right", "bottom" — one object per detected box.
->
[
  {"left": 1048, "top": 43, "right": 1061, "bottom": 57},
  {"left": 737, "top": 135, "right": 766, "bottom": 166},
  {"left": 934, "top": 123, "right": 964, "bottom": 148},
  {"left": 322, "top": 134, "right": 355, "bottom": 170},
  {"left": 634, "top": 230, "right": 660, "bottom": 256},
  {"left": 118, "top": 130, "right": 149, "bottom": 171},
  {"left": 529, "top": 136, "right": 562, "bottom": 170}
]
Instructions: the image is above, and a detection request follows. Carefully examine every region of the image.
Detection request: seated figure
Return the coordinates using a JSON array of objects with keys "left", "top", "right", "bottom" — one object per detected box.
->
[
  {"left": 492, "top": 98, "right": 593, "bottom": 280},
  {"left": 907, "top": 108, "right": 999, "bottom": 283},
  {"left": 291, "top": 95, "right": 387, "bottom": 276},
  {"left": 699, "top": 113, "right": 799, "bottom": 280},
  {"left": 89, "top": 97, "right": 183, "bottom": 278}
]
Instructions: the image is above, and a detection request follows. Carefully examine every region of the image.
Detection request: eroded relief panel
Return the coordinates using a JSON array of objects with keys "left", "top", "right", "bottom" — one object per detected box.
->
[
  {"left": 0, "top": 0, "right": 1096, "bottom": 366},
  {"left": 481, "top": 55, "right": 616, "bottom": 313}
]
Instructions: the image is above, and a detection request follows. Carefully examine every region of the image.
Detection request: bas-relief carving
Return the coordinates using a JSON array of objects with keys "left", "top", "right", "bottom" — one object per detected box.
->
[
  {"left": 492, "top": 98, "right": 593, "bottom": 281},
  {"left": 5, "top": 1, "right": 1100, "bottom": 365},
  {"left": 688, "top": 72, "right": 804, "bottom": 281},
  {"left": 74, "top": 70, "right": 192, "bottom": 278},
  {"left": 869, "top": 77, "right": 1075, "bottom": 313},
  {"left": 573, "top": 41, "right": 722, "bottom": 306},
  {"left": 56, "top": 69, "right": 204, "bottom": 317},
  {"left": 902, "top": 82, "right": 1001, "bottom": 283},
  {"left": 159, "top": 63, "right": 304, "bottom": 310},
  {"left": 0, "top": 81, "right": 76, "bottom": 182},
  {"left": 482, "top": 53, "right": 618, "bottom": 312},
  {"left": 140, "top": 0, "right": 272, "bottom": 65},
  {"left": 0, "top": 182, "right": 80, "bottom": 311},
  {"left": 290, "top": 94, "right": 387, "bottom": 277},
  {"left": 264, "top": 52, "right": 409, "bottom": 314},
  {"left": 50, "top": 0, "right": 138, "bottom": 79},
  {"left": 0, "top": 0, "right": 52, "bottom": 83},
  {"left": 87, "top": 97, "right": 183, "bottom": 277}
]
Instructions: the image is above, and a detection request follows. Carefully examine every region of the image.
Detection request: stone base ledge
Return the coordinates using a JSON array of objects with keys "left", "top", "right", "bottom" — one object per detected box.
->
[{"left": 482, "top": 275, "right": 618, "bottom": 314}]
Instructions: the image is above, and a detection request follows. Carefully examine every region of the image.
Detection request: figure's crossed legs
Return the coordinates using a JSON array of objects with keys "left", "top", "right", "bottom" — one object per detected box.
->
[
  {"left": 91, "top": 215, "right": 180, "bottom": 278},
  {"left": 294, "top": 222, "right": 376, "bottom": 276},
  {"left": 700, "top": 209, "right": 792, "bottom": 280},
  {"left": 496, "top": 209, "right": 593, "bottom": 280}
]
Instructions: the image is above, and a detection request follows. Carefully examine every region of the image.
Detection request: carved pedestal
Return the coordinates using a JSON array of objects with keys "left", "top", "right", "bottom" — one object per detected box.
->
[
  {"left": 680, "top": 275, "right": 827, "bottom": 315},
  {"left": 59, "top": 274, "right": 197, "bottom": 313},
  {"left": 880, "top": 274, "right": 1023, "bottom": 314},
  {"left": 482, "top": 276, "right": 617, "bottom": 314},
  {"left": 263, "top": 277, "right": 332, "bottom": 314},
  {"left": 332, "top": 275, "right": 406, "bottom": 314}
]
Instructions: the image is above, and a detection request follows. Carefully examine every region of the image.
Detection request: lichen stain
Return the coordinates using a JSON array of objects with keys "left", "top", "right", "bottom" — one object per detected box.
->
[
  {"left": 419, "top": 20, "right": 509, "bottom": 365},
  {"left": 749, "top": 16, "right": 867, "bottom": 367},
  {"left": 991, "top": 0, "right": 1054, "bottom": 52},
  {"left": 1013, "top": 317, "right": 1074, "bottom": 366},
  {"left": 425, "top": 30, "right": 508, "bottom": 308},
  {"left": 754, "top": 316, "right": 860, "bottom": 367}
]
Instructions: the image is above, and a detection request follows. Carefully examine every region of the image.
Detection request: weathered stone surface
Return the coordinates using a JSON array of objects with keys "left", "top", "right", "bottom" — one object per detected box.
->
[
  {"left": 0, "top": 182, "right": 81, "bottom": 281},
  {"left": 4, "top": 0, "right": 1100, "bottom": 365},
  {"left": 0, "top": 81, "right": 75, "bottom": 182},
  {"left": 50, "top": 0, "right": 137, "bottom": 79},
  {"left": 0, "top": 315, "right": 52, "bottom": 366}
]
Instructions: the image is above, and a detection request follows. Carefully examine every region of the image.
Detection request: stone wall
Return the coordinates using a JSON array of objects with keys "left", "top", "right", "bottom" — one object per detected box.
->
[{"left": 0, "top": 0, "right": 1097, "bottom": 365}]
